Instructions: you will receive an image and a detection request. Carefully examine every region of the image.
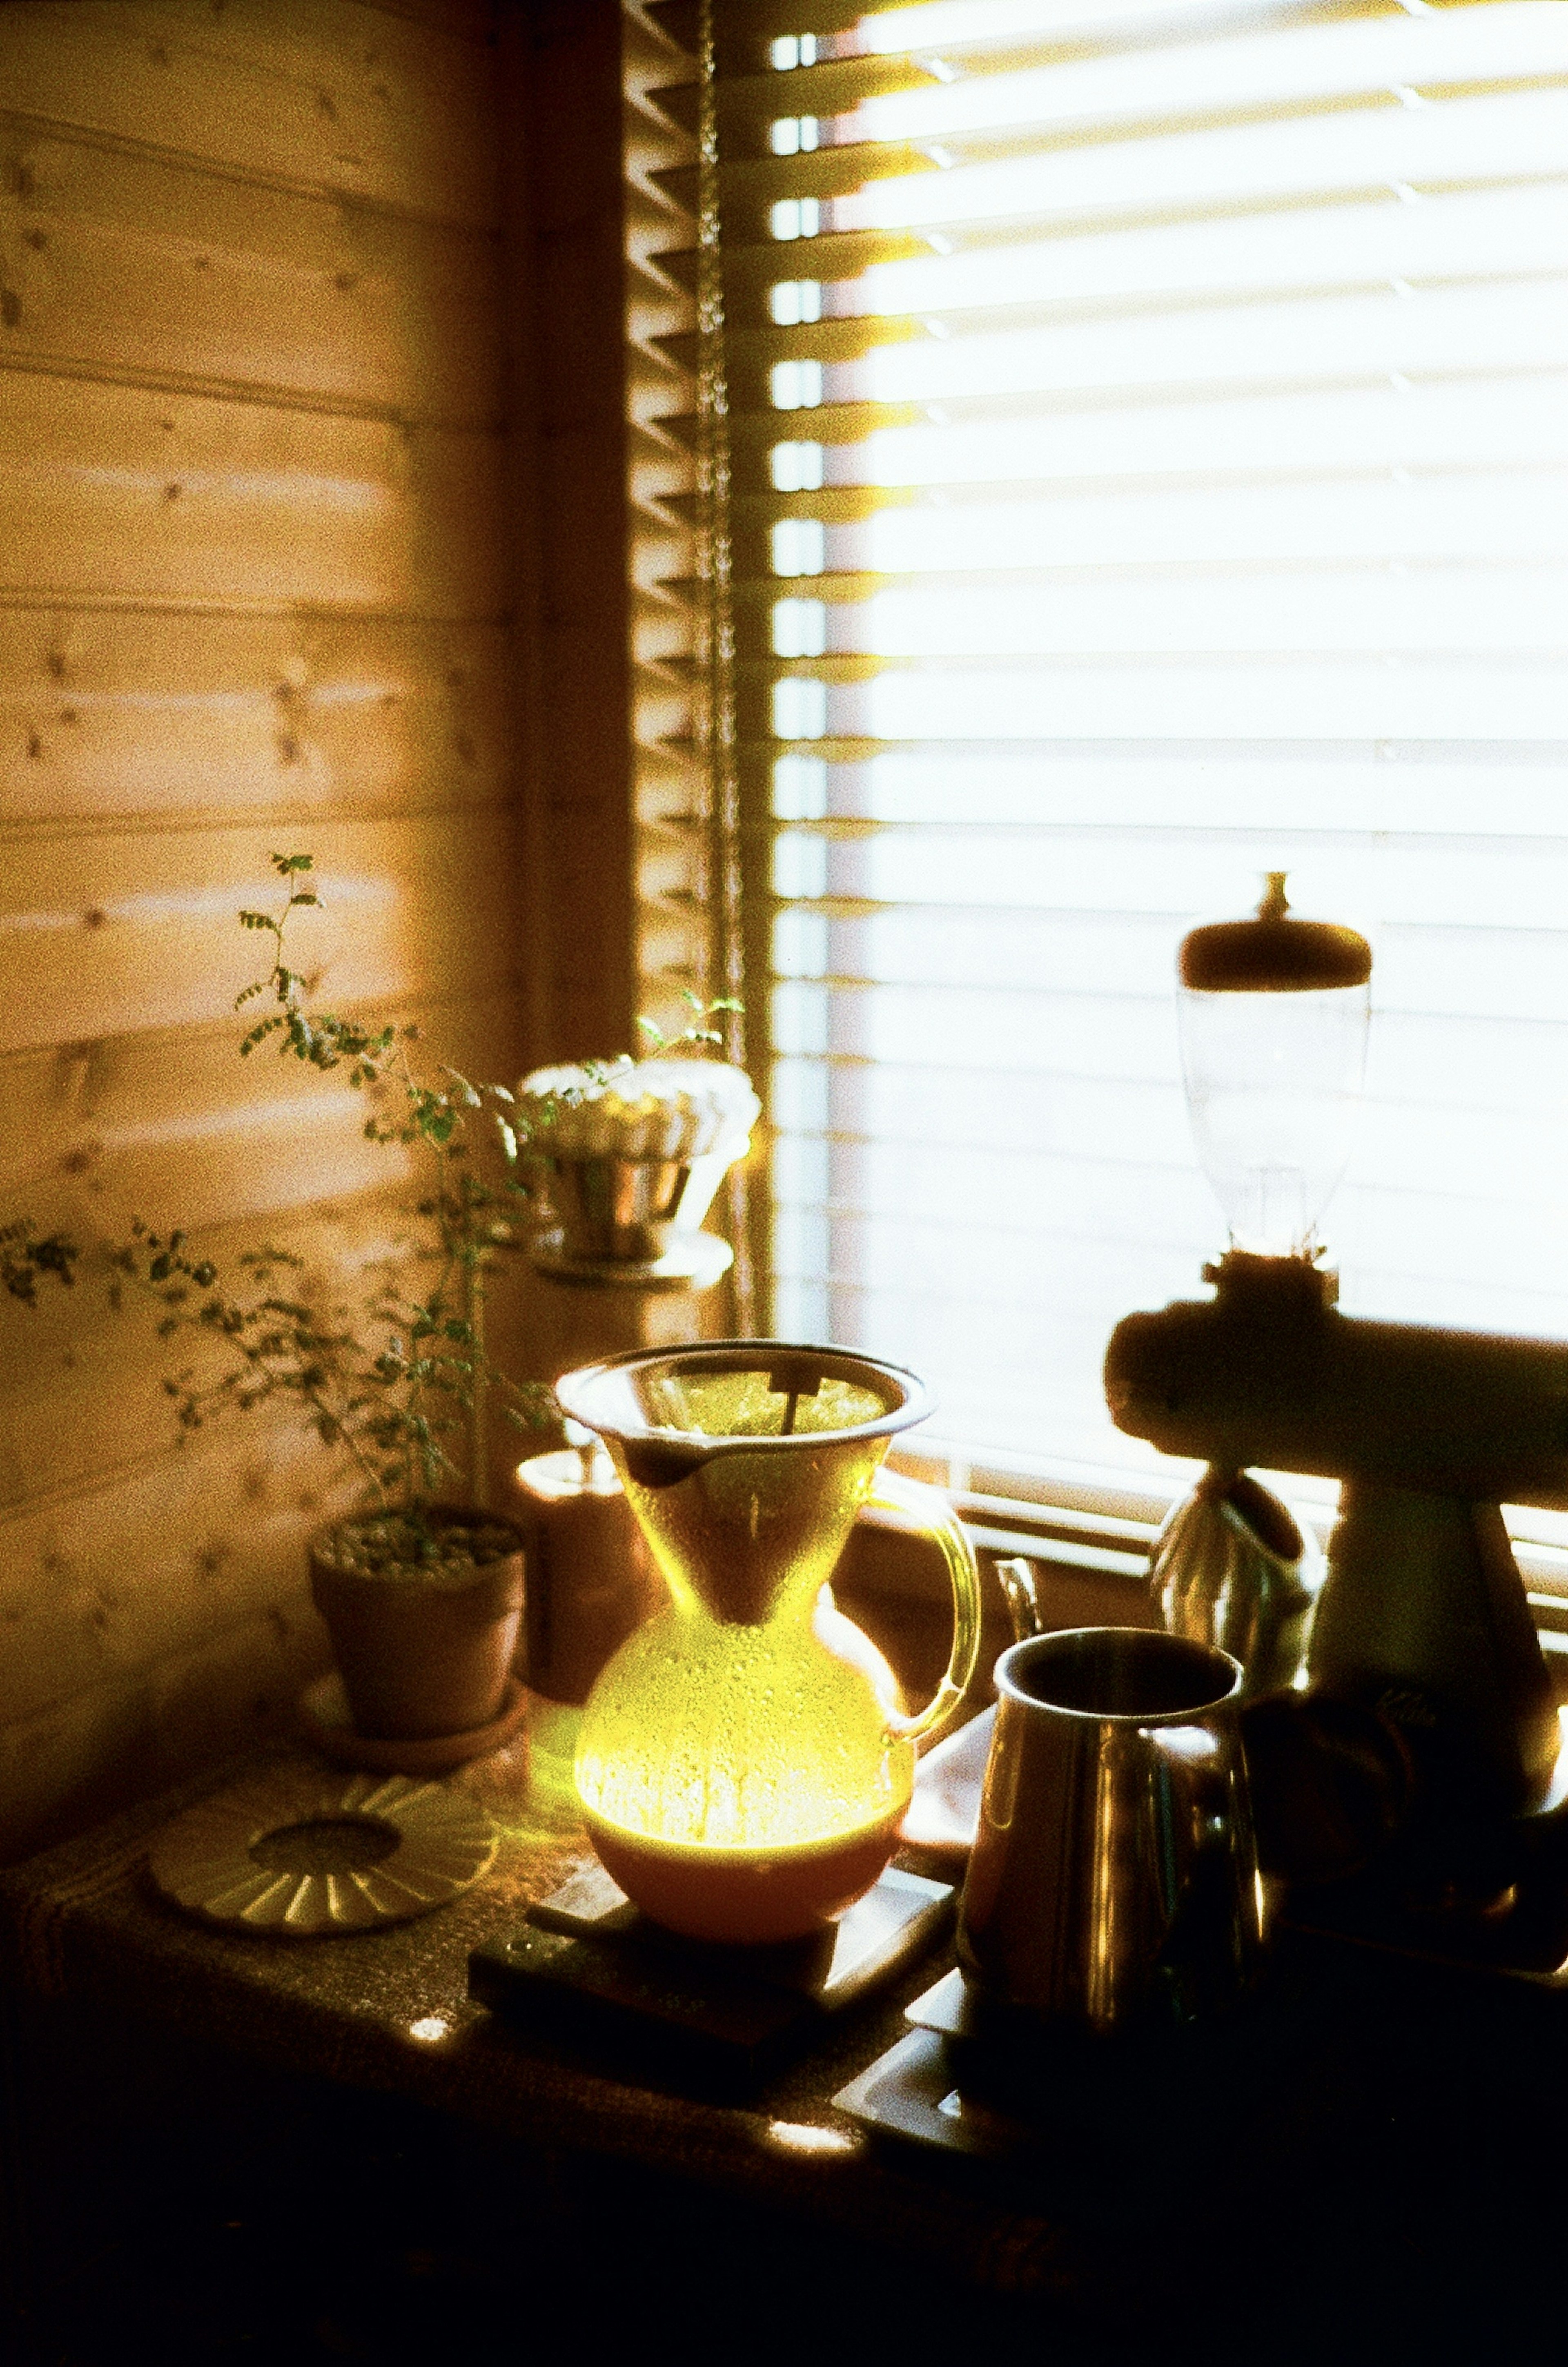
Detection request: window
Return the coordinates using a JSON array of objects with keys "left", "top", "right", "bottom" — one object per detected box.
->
[{"left": 630, "top": 2, "right": 1568, "bottom": 1554}]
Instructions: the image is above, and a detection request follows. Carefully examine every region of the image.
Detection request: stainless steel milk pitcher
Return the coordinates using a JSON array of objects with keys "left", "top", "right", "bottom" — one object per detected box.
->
[{"left": 957, "top": 1626, "right": 1265, "bottom": 2032}]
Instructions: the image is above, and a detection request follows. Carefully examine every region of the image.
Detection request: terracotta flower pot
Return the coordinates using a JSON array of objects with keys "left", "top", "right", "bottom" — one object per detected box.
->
[{"left": 309, "top": 1507, "right": 526, "bottom": 1742}]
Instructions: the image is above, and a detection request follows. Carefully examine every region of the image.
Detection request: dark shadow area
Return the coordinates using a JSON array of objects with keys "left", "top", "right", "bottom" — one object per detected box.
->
[{"left": 9, "top": 1939, "right": 1568, "bottom": 2367}]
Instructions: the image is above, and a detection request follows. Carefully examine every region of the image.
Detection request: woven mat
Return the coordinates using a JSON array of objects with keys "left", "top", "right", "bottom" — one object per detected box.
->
[{"left": 0, "top": 1727, "right": 1080, "bottom": 2307}]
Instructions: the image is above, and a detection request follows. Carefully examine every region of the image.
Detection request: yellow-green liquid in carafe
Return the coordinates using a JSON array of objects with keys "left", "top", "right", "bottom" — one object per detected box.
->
[{"left": 574, "top": 1430, "right": 913, "bottom": 1944}]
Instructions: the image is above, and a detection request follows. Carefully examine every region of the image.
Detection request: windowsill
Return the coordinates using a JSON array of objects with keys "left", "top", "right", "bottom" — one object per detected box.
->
[
  {"left": 850, "top": 1456, "right": 1568, "bottom": 1707},
  {"left": 894, "top": 1427, "right": 1568, "bottom": 1591}
]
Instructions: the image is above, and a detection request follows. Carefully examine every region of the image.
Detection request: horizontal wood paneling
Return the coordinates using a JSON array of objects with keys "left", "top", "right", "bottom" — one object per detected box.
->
[
  {"left": 0, "top": 1671, "right": 155, "bottom": 1865},
  {"left": 0, "top": 120, "right": 503, "bottom": 419},
  {"left": 0, "top": 808, "right": 525, "bottom": 1052},
  {"left": 0, "top": 1197, "right": 403, "bottom": 1520},
  {"left": 0, "top": 0, "right": 499, "bottom": 227},
  {"left": 0, "top": 1419, "right": 339, "bottom": 1729},
  {"left": 0, "top": 1411, "right": 351, "bottom": 1857},
  {"left": 0, "top": 0, "right": 534, "bottom": 1863},
  {"left": 3, "top": 1058, "right": 402, "bottom": 1233},
  {"left": 0, "top": 1580, "right": 326, "bottom": 1862},
  {"left": 0, "top": 612, "right": 510, "bottom": 825},
  {"left": 0, "top": 374, "right": 505, "bottom": 613},
  {"left": 0, "top": 974, "right": 525, "bottom": 1218},
  {"left": 0, "top": 990, "right": 530, "bottom": 1534},
  {"left": 359, "top": 0, "right": 495, "bottom": 42},
  {"left": 130, "top": 0, "right": 493, "bottom": 107}
]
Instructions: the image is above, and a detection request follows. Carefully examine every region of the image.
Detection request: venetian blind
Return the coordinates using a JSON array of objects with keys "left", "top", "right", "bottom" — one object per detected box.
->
[{"left": 639, "top": 0, "right": 1568, "bottom": 1510}]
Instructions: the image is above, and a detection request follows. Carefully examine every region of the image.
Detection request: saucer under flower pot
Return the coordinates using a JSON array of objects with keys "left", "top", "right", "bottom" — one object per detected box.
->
[
  {"left": 297, "top": 1668, "right": 529, "bottom": 1775},
  {"left": 308, "top": 1504, "right": 526, "bottom": 1747}
]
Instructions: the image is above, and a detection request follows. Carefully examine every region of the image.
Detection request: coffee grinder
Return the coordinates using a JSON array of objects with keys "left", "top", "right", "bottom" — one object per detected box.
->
[
  {"left": 836, "top": 876, "right": 1568, "bottom": 2167},
  {"left": 1105, "top": 876, "right": 1568, "bottom": 1975}
]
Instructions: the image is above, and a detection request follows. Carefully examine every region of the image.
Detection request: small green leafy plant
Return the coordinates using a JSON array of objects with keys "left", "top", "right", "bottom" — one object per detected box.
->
[
  {"left": 633, "top": 994, "right": 743, "bottom": 1059},
  {"left": 106, "top": 854, "right": 550, "bottom": 1531},
  {"left": 1, "top": 1220, "right": 80, "bottom": 1306},
  {"left": 19, "top": 854, "right": 741, "bottom": 1576}
]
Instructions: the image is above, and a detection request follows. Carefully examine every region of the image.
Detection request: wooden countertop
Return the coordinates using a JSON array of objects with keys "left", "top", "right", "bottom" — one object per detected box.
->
[{"left": 4, "top": 1722, "right": 1568, "bottom": 2360}]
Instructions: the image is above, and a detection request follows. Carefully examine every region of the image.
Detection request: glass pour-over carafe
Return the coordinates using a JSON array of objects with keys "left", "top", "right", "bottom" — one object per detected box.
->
[{"left": 554, "top": 1342, "right": 982, "bottom": 1945}]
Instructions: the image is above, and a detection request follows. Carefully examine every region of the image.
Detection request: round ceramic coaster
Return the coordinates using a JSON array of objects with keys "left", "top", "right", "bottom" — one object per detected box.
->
[
  {"left": 297, "top": 1670, "right": 528, "bottom": 1776},
  {"left": 149, "top": 1765, "right": 497, "bottom": 1938}
]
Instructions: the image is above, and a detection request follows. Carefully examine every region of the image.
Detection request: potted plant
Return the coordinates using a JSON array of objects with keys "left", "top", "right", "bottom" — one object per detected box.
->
[
  {"left": 88, "top": 853, "right": 554, "bottom": 1745},
  {"left": 18, "top": 854, "right": 742, "bottom": 1759},
  {"left": 305, "top": 1507, "right": 526, "bottom": 1744}
]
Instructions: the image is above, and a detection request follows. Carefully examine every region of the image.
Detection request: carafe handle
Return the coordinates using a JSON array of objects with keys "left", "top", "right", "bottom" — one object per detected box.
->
[{"left": 868, "top": 1469, "right": 983, "bottom": 1746}]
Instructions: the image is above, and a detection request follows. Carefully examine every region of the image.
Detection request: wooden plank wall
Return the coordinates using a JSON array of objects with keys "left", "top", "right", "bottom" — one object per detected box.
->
[{"left": 0, "top": 0, "right": 534, "bottom": 1861}]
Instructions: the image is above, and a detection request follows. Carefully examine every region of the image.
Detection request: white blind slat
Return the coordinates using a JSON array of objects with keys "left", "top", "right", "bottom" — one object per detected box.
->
[
  {"left": 686, "top": 0, "right": 1568, "bottom": 1522},
  {"left": 767, "top": 377, "right": 1568, "bottom": 478}
]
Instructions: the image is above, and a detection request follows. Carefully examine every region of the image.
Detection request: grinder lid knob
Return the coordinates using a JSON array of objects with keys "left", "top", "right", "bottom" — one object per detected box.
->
[{"left": 1181, "top": 873, "right": 1371, "bottom": 993}]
